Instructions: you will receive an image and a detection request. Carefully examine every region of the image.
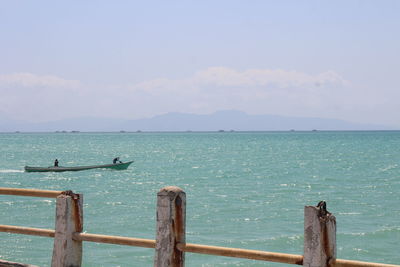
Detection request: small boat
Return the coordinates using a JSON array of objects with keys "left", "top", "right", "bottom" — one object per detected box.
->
[{"left": 24, "top": 161, "right": 134, "bottom": 173}]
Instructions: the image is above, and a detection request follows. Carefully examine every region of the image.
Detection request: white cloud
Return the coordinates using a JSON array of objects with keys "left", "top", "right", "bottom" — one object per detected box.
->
[
  {"left": 127, "top": 67, "right": 351, "bottom": 118},
  {"left": 191, "top": 67, "right": 348, "bottom": 88},
  {"left": 1, "top": 68, "right": 398, "bottom": 127},
  {"left": 0, "top": 68, "right": 351, "bottom": 122},
  {"left": 0, "top": 73, "right": 81, "bottom": 89},
  {"left": 132, "top": 67, "right": 348, "bottom": 94},
  {"left": 0, "top": 73, "right": 84, "bottom": 122}
]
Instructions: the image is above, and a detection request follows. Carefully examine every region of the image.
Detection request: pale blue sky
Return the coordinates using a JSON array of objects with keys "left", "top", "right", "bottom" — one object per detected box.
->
[{"left": 1, "top": 1, "right": 399, "bottom": 127}]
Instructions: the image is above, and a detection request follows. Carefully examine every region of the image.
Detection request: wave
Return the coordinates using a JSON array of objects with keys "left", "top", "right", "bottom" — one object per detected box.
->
[
  {"left": 0, "top": 169, "right": 24, "bottom": 173},
  {"left": 379, "top": 164, "right": 398, "bottom": 172},
  {"left": 343, "top": 226, "right": 400, "bottom": 237}
]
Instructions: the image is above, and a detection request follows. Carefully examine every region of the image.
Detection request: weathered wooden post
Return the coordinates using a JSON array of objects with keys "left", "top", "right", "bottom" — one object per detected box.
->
[
  {"left": 51, "top": 191, "right": 83, "bottom": 267},
  {"left": 303, "top": 201, "right": 336, "bottom": 267},
  {"left": 154, "top": 186, "right": 186, "bottom": 267}
]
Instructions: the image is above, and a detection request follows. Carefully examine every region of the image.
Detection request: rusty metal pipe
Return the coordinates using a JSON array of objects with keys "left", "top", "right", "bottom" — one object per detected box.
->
[
  {"left": 0, "top": 187, "right": 63, "bottom": 198},
  {"left": 0, "top": 225, "right": 55, "bottom": 238},
  {"left": 176, "top": 243, "right": 303, "bottom": 265},
  {"left": 332, "top": 259, "right": 400, "bottom": 267},
  {"left": 73, "top": 232, "right": 155, "bottom": 248}
]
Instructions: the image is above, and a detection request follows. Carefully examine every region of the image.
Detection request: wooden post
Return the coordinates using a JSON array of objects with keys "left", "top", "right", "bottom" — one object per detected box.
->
[
  {"left": 51, "top": 191, "right": 83, "bottom": 267},
  {"left": 154, "top": 186, "right": 186, "bottom": 267},
  {"left": 304, "top": 201, "right": 336, "bottom": 267}
]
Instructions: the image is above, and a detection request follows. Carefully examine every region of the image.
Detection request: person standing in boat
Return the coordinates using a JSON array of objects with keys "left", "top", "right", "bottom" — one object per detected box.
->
[
  {"left": 113, "top": 157, "right": 122, "bottom": 164},
  {"left": 54, "top": 159, "right": 59, "bottom": 167}
]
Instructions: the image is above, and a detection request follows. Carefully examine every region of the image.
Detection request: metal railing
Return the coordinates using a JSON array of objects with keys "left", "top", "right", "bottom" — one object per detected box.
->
[{"left": 0, "top": 187, "right": 398, "bottom": 267}]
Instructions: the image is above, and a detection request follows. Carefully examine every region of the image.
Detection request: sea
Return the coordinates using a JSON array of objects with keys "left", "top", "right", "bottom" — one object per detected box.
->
[{"left": 0, "top": 131, "right": 399, "bottom": 267}]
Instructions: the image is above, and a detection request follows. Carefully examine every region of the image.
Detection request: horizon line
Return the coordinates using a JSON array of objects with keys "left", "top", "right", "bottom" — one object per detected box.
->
[{"left": 2, "top": 129, "right": 400, "bottom": 134}]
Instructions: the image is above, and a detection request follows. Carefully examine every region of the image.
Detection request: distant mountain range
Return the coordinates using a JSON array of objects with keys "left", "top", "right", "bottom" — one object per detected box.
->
[{"left": 0, "top": 110, "right": 394, "bottom": 132}]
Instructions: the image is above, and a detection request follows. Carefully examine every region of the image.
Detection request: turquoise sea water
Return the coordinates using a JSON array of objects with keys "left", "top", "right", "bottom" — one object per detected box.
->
[{"left": 0, "top": 131, "right": 399, "bottom": 266}]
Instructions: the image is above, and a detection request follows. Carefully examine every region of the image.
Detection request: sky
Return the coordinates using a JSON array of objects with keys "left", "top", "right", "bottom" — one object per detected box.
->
[{"left": 1, "top": 1, "right": 399, "bottom": 127}]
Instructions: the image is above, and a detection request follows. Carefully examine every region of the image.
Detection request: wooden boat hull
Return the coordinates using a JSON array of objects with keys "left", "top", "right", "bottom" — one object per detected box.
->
[{"left": 24, "top": 161, "right": 134, "bottom": 172}]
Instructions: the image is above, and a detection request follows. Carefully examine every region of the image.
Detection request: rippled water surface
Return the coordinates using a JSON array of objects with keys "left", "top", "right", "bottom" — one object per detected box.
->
[{"left": 0, "top": 132, "right": 399, "bottom": 266}]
